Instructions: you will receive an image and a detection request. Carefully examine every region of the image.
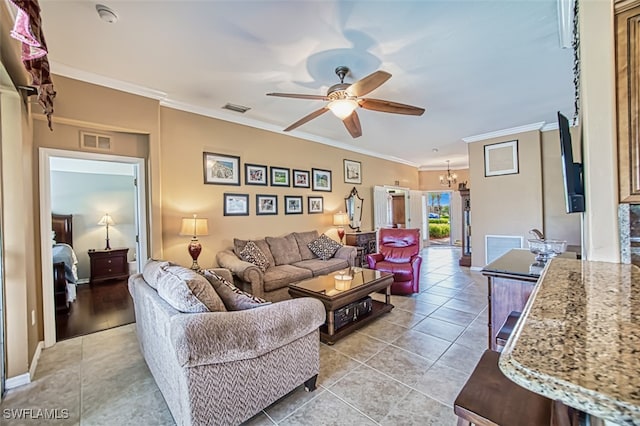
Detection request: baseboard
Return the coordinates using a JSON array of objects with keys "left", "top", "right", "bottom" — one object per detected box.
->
[
  {"left": 29, "top": 341, "right": 44, "bottom": 379},
  {"left": 6, "top": 340, "right": 44, "bottom": 390},
  {"left": 5, "top": 373, "right": 30, "bottom": 389},
  {"left": 470, "top": 266, "right": 483, "bottom": 271}
]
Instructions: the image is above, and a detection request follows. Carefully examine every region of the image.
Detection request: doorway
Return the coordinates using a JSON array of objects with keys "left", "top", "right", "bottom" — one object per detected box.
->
[
  {"left": 39, "top": 148, "right": 148, "bottom": 346},
  {"left": 426, "top": 191, "right": 453, "bottom": 246}
]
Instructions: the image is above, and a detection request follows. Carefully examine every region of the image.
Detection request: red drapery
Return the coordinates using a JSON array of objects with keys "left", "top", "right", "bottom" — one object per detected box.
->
[{"left": 9, "top": 0, "right": 55, "bottom": 130}]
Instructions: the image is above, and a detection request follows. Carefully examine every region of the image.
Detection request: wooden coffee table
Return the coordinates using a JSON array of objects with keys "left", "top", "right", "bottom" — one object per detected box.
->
[{"left": 288, "top": 268, "right": 394, "bottom": 344}]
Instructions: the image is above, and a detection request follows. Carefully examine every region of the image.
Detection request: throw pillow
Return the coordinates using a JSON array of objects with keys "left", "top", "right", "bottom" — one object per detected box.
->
[
  {"left": 156, "top": 265, "right": 227, "bottom": 313},
  {"left": 239, "top": 241, "right": 270, "bottom": 272},
  {"left": 233, "top": 238, "right": 276, "bottom": 266},
  {"left": 266, "top": 234, "right": 302, "bottom": 265},
  {"left": 142, "top": 258, "right": 172, "bottom": 290},
  {"left": 307, "top": 234, "right": 342, "bottom": 261},
  {"left": 202, "top": 269, "right": 270, "bottom": 311}
]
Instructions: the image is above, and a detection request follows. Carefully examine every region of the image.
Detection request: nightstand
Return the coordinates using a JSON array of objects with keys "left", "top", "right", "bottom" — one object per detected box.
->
[{"left": 88, "top": 248, "right": 129, "bottom": 284}]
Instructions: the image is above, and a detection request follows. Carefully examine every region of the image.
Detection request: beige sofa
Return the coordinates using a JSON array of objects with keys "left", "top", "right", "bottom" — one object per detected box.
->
[
  {"left": 216, "top": 230, "right": 357, "bottom": 302},
  {"left": 129, "top": 261, "right": 325, "bottom": 426}
]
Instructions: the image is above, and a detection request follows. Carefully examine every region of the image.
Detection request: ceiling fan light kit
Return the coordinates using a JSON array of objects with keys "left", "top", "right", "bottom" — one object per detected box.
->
[
  {"left": 267, "top": 66, "right": 425, "bottom": 138},
  {"left": 328, "top": 99, "right": 358, "bottom": 119}
]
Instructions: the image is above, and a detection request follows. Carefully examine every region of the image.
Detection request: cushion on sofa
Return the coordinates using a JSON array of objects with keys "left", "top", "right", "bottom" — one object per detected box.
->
[
  {"left": 234, "top": 238, "right": 276, "bottom": 267},
  {"left": 239, "top": 241, "right": 270, "bottom": 272},
  {"left": 263, "top": 265, "right": 313, "bottom": 292},
  {"left": 156, "top": 265, "right": 227, "bottom": 313},
  {"left": 202, "top": 269, "right": 271, "bottom": 310},
  {"left": 266, "top": 234, "right": 302, "bottom": 265},
  {"left": 307, "top": 234, "right": 342, "bottom": 260},
  {"left": 142, "top": 259, "right": 172, "bottom": 290},
  {"left": 292, "top": 258, "right": 350, "bottom": 276},
  {"left": 293, "top": 231, "right": 320, "bottom": 260}
]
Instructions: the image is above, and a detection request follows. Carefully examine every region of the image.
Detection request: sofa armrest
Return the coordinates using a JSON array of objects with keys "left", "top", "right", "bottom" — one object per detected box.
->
[
  {"left": 216, "top": 250, "right": 263, "bottom": 289},
  {"left": 334, "top": 245, "right": 357, "bottom": 266},
  {"left": 366, "top": 253, "right": 384, "bottom": 269},
  {"left": 170, "top": 298, "right": 326, "bottom": 368}
]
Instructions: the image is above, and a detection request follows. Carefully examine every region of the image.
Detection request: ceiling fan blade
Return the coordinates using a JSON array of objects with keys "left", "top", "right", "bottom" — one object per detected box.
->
[
  {"left": 342, "top": 111, "right": 362, "bottom": 138},
  {"left": 358, "top": 98, "right": 425, "bottom": 116},
  {"left": 346, "top": 71, "right": 391, "bottom": 97},
  {"left": 267, "top": 93, "right": 329, "bottom": 101},
  {"left": 284, "top": 107, "right": 330, "bottom": 132}
]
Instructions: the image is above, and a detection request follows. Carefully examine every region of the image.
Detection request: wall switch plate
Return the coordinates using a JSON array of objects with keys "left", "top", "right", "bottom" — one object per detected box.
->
[{"left": 31, "top": 310, "right": 36, "bottom": 326}]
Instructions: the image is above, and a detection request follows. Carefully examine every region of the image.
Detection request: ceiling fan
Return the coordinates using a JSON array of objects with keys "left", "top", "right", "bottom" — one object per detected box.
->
[{"left": 267, "top": 66, "right": 425, "bottom": 138}]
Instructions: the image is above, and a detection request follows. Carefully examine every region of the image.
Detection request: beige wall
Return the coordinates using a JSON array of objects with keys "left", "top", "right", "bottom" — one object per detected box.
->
[
  {"left": 541, "top": 128, "right": 582, "bottom": 246},
  {"left": 468, "top": 130, "right": 544, "bottom": 267},
  {"left": 418, "top": 168, "right": 470, "bottom": 191},
  {"left": 159, "top": 107, "right": 418, "bottom": 268}
]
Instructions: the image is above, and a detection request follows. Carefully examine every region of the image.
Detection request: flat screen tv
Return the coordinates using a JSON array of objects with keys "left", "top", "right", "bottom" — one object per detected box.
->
[{"left": 557, "top": 111, "right": 585, "bottom": 213}]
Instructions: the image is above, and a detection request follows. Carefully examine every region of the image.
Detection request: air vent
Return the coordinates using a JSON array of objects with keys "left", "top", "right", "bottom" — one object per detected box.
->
[
  {"left": 485, "top": 235, "right": 523, "bottom": 264},
  {"left": 222, "top": 103, "right": 251, "bottom": 113},
  {"left": 80, "top": 131, "right": 112, "bottom": 151}
]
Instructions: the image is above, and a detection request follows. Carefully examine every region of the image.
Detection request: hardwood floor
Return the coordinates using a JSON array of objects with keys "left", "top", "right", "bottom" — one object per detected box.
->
[{"left": 55, "top": 278, "right": 135, "bottom": 341}]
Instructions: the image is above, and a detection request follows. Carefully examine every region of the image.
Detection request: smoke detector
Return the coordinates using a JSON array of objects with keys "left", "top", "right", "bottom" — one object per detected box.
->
[{"left": 96, "top": 4, "right": 118, "bottom": 23}]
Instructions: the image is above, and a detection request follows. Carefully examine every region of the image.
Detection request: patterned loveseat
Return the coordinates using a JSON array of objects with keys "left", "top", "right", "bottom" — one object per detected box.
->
[
  {"left": 216, "top": 230, "right": 357, "bottom": 302},
  {"left": 129, "top": 260, "right": 325, "bottom": 426}
]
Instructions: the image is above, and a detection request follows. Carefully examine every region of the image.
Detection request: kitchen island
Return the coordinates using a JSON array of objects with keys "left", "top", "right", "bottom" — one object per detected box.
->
[{"left": 499, "top": 257, "right": 640, "bottom": 425}]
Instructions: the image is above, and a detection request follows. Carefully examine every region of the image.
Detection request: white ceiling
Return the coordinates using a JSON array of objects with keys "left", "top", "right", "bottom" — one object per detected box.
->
[{"left": 36, "top": 0, "right": 575, "bottom": 169}]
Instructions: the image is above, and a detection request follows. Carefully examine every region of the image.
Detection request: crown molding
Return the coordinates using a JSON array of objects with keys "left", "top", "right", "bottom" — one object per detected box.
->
[
  {"left": 160, "top": 99, "right": 420, "bottom": 168},
  {"left": 418, "top": 162, "right": 469, "bottom": 171},
  {"left": 49, "top": 63, "right": 419, "bottom": 168},
  {"left": 541, "top": 122, "right": 559, "bottom": 132},
  {"left": 462, "top": 121, "right": 546, "bottom": 144},
  {"left": 50, "top": 61, "right": 168, "bottom": 101}
]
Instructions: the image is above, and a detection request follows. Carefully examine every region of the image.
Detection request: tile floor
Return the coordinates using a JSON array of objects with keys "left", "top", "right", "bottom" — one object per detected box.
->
[{"left": 1, "top": 246, "right": 489, "bottom": 425}]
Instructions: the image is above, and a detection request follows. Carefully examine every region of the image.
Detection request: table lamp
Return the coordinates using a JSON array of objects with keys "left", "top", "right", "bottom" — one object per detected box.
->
[
  {"left": 179, "top": 214, "right": 209, "bottom": 270},
  {"left": 333, "top": 211, "right": 350, "bottom": 244},
  {"left": 97, "top": 213, "right": 114, "bottom": 250}
]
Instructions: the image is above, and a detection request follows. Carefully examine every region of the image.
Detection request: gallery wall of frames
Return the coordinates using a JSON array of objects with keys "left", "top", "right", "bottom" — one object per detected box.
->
[{"left": 203, "top": 152, "right": 362, "bottom": 217}]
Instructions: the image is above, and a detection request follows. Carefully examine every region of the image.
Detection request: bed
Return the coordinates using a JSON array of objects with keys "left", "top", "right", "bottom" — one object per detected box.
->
[{"left": 52, "top": 213, "right": 79, "bottom": 313}]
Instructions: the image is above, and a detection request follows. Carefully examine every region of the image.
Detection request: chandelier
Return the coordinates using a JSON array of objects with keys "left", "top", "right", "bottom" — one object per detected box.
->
[{"left": 440, "top": 160, "right": 457, "bottom": 187}]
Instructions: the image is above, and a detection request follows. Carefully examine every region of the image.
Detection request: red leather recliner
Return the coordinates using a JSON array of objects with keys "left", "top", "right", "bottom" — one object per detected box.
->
[{"left": 366, "top": 228, "right": 422, "bottom": 295}]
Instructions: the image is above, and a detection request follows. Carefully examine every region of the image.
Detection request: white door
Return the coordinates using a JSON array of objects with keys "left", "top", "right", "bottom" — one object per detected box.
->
[
  {"left": 450, "top": 190, "right": 462, "bottom": 246},
  {"left": 373, "top": 185, "right": 390, "bottom": 230},
  {"left": 409, "top": 190, "right": 425, "bottom": 248}
]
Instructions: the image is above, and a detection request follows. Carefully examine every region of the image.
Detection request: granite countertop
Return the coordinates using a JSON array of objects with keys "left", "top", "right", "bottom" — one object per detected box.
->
[{"left": 499, "top": 257, "right": 640, "bottom": 425}]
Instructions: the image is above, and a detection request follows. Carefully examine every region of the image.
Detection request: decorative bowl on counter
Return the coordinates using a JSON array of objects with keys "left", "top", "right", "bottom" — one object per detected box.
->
[{"left": 527, "top": 239, "right": 567, "bottom": 262}]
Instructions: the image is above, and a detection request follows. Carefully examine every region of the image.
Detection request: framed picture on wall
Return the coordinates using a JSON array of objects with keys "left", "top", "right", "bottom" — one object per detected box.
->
[
  {"left": 307, "top": 196, "right": 323, "bottom": 214},
  {"left": 256, "top": 194, "right": 278, "bottom": 215},
  {"left": 223, "top": 193, "right": 249, "bottom": 216},
  {"left": 484, "top": 140, "right": 519, "bottom": 177},
  {"left": 311, "top": 168, "right": 332, "bottom": 192},
  {"left": 343, "top": 159, "right": 362, "bottom": 184},
  {"left": 270, "top": 167, "right": 290, "bottom": 187},
  {"left": 203, "top": 152, "right": 240, "bottom": 185},
  {"left": 284, "top": 196, "right": 303, "bottom": 214},
  {"left": 245, "top": 164, "right": 268, "bottom": 185},
  {"left": 292, "top": 169, "right": 310, "bottom": 188}
]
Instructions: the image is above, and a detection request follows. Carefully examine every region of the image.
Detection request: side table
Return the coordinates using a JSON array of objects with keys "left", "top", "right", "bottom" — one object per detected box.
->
[
  {"left": 88, "top": 248, "right": 129, "bottom": 284},
  {"left": 345, "top": 231, "right": 377, "bottom": 267}
]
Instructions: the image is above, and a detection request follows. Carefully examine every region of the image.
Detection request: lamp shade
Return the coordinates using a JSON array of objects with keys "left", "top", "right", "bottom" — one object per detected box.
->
[
  {"left": 97, "top": 213, "right": 114, "bottom": 226},
  {"left": 179, "top": 215, "right": 209, "bottom": 238},
  {"left": 333, "top": 212, "right": 350, "bottom": 226}
]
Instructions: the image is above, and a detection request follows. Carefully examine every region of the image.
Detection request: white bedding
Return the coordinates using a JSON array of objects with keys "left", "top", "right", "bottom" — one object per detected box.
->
[{"left": 52, "top": 243, "right": 79, "bottom": 303}]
